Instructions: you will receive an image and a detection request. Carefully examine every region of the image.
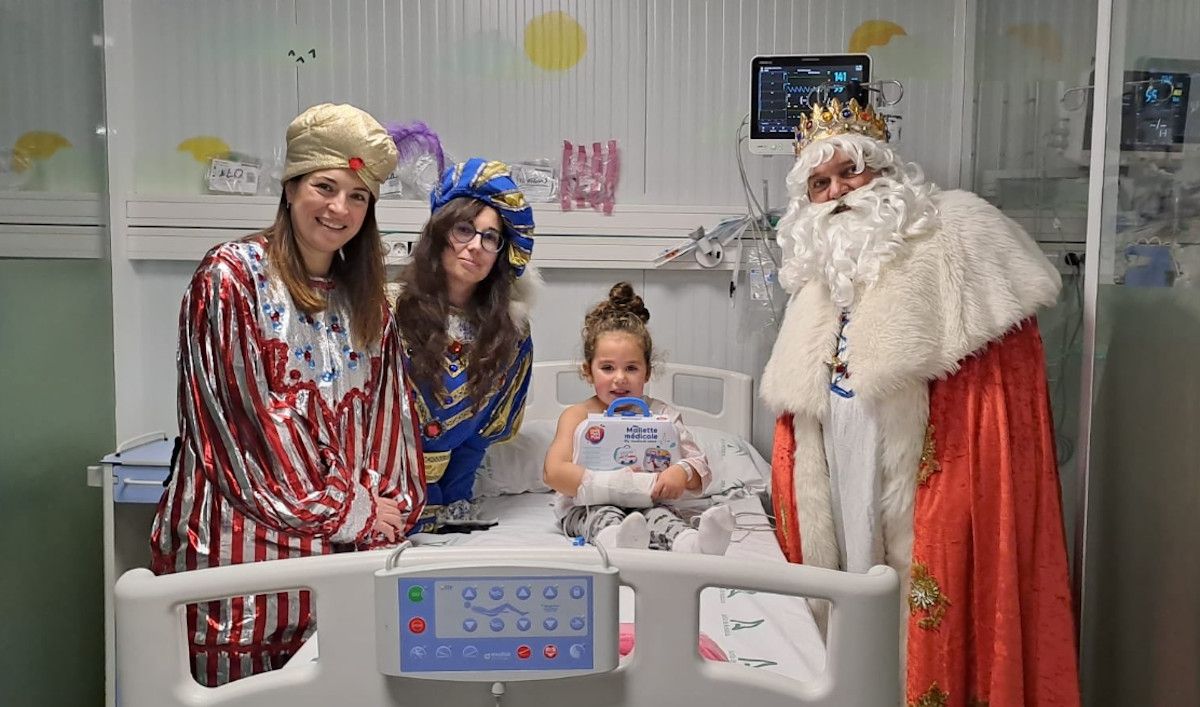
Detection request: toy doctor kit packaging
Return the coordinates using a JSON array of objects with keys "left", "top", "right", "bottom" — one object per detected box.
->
[{"left": 574, "top": 397, "right": 679, "bottom": 472}]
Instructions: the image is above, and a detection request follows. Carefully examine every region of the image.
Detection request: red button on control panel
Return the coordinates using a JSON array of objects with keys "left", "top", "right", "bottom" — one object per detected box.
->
[
  {"left": 408, "top": 617, "right": 426, "bottom": 634},
  {"left": 544, "top": 644, "right": 558, "bottom": 659},
  {"left": 517, "top": 645, "right": 531, "bottom": 660}
]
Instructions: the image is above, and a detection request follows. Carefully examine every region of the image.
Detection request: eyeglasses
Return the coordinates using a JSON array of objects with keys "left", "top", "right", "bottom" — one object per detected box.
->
[{"left": 449, "top": 222, "right": 505, "bottom": 253}]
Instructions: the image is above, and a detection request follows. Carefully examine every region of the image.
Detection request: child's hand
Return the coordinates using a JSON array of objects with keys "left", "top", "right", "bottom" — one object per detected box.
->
[{"left": 651, "top": 465, "right": 689, "bottom": 501}]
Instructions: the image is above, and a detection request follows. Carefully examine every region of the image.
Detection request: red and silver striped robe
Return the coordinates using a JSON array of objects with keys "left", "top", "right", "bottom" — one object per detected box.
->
[{"left": 150, "top": 237, "right": 425, "bottom": 686}]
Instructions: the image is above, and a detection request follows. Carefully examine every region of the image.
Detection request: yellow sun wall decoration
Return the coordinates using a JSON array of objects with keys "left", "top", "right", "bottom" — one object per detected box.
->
[
  {"left": 524, "top": 11, "right": 587, "bottom": 71},
  {"left": 848, "top": 19, "right": 907, "bottom": 54}
]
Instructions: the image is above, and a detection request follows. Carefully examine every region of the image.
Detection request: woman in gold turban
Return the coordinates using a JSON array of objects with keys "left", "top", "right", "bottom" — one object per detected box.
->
[{"left": 150, "top": 103, "right": 425, "bottom": 686}]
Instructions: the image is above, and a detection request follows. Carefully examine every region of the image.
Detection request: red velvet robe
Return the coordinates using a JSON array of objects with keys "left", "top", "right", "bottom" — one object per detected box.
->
[{"left": 773, "top": 322, "right": 1080, "bottom": 707}]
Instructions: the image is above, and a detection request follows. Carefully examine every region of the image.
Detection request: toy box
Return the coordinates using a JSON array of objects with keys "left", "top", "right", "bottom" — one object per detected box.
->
[{"left": 574, "top": 397, "right": 679, "bottom": 472}]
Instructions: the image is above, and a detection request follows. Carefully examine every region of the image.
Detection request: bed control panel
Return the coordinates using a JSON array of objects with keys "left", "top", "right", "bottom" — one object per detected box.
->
[{"left": 375, "top": 549, "right": 620, "bottom": 681}]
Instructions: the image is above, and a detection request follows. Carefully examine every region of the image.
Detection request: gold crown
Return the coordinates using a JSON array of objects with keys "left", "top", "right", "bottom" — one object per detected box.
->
[{"left": 795, "top": 98, "right": 889, "bottom": 154}]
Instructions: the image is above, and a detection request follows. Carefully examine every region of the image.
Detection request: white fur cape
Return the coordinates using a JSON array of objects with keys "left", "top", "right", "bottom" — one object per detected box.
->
[{"left": 760, "top": 189, "right": 1060, "bottom": 584}]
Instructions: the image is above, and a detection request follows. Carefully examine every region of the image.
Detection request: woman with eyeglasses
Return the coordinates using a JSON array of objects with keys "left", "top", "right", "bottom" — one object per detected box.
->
[{"left": 392, "top": 158, "right": 539, "bottom": 530}]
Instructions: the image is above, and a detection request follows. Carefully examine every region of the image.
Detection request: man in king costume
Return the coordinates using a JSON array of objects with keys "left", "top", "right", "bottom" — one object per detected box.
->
[{"left": 760, "top": 96, "right": 1081, "bottom": 706}]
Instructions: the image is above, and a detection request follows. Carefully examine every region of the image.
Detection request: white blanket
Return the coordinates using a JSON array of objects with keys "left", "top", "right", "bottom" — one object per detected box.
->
[{"left": 410, "top": 493, "right": 826, "bottom": 683}]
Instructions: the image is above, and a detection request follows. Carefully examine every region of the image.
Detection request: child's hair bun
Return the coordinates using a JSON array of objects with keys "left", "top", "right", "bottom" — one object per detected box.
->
[
  {"left": 603, "top": 281, "right": 650, "bottom": 323},
  {"left": 581, "top": 281, "right": 656, "bottom": 373}
]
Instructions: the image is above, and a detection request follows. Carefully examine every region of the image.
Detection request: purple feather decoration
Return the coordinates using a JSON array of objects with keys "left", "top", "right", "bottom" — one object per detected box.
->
[{"left": 386, "top": 121, "right": 445, "bottom": 175}]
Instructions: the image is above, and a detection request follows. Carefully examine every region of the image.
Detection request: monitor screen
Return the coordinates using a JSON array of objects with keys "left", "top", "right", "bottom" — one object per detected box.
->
[
  {"left": 750, "top": 54, "right": 871, "bottom": 141},
  {"left": 1085, "top": 69, "right": 1192, "bottom": 152}
]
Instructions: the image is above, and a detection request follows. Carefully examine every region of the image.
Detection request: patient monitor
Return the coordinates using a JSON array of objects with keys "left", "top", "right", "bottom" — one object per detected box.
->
[
  {"left": 375, "top": 546, "right": 620, "bottom": 681},
  {"left": 749, "top": 53, "right": 871, "bottom": 155},
  {"left": 1062, "top": 58, "right": 1197, "bottom": 165}
]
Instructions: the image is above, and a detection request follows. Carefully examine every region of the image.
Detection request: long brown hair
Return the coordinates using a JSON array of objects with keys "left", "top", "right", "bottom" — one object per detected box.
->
[
  {"left": 393, "top": 197, "right": 526, "bottom": 409},
  {"left": 256, "top": 179, "right": 387, "bottom": 350},
  {"left": 581, "top": 282, "right": 654, "bottom": 377}
]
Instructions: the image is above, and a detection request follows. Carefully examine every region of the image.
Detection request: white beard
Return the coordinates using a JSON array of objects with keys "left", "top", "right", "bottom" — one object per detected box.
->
[{"left": 776, "top": 176, "right": 939, "bottom": 309}]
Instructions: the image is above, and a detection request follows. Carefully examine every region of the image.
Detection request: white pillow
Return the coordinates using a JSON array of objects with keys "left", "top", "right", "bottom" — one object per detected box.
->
[
  {"left": 474, "top": 419, "right": 557, "bottom": 497},
  {"left": 474, "top": 420, "right": 770, "bottom": 499},
  {"left": 688, "top": 426, "right": 772, "bottom": 497}
]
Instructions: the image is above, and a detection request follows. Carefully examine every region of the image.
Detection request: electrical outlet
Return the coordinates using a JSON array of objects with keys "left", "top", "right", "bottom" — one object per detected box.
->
[{"left": 1038, "top": 242, "right": 1085, "bottom": 275}]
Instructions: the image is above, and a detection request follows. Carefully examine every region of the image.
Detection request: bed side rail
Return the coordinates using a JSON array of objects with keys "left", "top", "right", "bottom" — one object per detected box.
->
[{"left": 116, "top": 547, "right": 898, "bottom": 707}]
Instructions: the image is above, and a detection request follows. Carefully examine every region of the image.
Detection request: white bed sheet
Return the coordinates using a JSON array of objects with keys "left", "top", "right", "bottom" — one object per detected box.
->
[{"left": 410, "top": 493, "right": 827, "bottom": 683}]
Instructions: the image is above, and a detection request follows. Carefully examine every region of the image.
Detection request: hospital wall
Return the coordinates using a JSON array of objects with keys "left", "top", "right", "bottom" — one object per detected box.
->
[
  {"left": 105, "top": 0, "right": 973, "bottom": 453},
  {"left": 0, "top": 261, "right": 113, "bottom": 706},
  {"left": 105, "top": 0, "right": 1105, "bottom": 500}
]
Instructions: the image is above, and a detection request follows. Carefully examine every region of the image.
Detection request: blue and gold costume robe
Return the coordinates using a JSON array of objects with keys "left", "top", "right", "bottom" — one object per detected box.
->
[{"left": 404, "top": 310, "right": 533, "bottom": 527}]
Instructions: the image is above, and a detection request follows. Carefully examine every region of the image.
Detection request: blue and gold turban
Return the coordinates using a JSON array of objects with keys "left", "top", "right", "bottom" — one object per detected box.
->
[{"left": 430, "top": 158, "right": 535, "bottom": 277}]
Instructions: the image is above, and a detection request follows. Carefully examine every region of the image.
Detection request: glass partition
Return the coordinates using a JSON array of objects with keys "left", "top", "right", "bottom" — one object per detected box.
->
[
  {"left": 1079, "top": 1, "right": 1200, "bottom": 704},
  {"left": 0, "top": 1, "right": 114, "bottom": 703}
]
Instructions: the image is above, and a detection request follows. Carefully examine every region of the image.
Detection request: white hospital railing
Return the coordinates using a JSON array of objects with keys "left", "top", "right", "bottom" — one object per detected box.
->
[{"left": 115, "top": 547, "right": 899, "bottom": 706}]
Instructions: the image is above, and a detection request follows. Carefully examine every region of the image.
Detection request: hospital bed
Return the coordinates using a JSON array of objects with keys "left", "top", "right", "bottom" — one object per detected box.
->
[{"left": 114, "top": 362, "right": 900, "bottom": 706}]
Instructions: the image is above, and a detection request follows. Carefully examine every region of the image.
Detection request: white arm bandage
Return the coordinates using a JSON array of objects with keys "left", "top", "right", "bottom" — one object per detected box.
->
[{"left": 574, "top": 469, "right": 656, "bottom": 508}]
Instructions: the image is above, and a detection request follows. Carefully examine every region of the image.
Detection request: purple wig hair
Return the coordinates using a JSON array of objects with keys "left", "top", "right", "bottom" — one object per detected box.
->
[{"left": 386, "top": 121, "right": 445, "bottom": 175}]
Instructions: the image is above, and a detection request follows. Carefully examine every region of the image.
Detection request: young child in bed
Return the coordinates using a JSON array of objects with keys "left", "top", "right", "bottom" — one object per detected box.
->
[{"left": 543, "top": 282, "right": 736, "bottom": 553}]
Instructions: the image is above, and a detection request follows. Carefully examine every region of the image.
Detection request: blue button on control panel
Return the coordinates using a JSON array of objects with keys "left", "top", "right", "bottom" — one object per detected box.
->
[{"left": 398, "top": 575, "right": 594, "bottom": 673}]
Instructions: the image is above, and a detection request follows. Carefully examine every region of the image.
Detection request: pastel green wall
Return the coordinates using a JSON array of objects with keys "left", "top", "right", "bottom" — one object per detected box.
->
[{"left": 0, "top": 259, "right": 114, "bottom": 706}]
